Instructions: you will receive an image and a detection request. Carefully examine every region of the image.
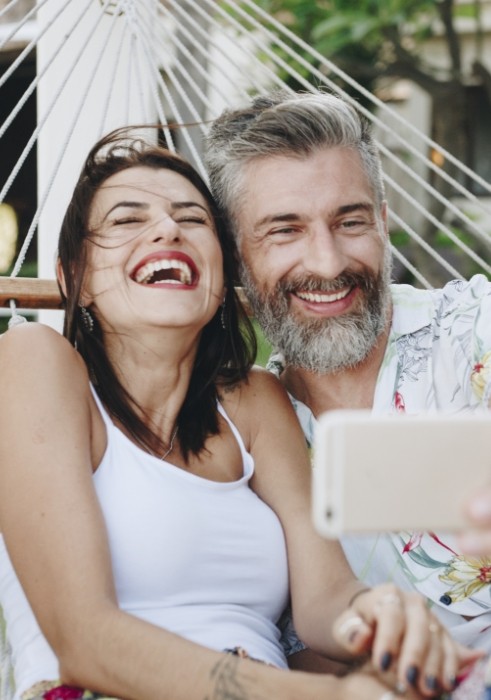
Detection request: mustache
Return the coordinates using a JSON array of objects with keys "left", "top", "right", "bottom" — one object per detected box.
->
[{"left": 279, "top": 271, "right": 375, "bottom": 295}]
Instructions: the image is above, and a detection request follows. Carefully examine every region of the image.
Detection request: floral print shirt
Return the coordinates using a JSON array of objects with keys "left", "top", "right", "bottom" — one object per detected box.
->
[{"left": 270, "top": 275, "right": 491, "bottom": 653}]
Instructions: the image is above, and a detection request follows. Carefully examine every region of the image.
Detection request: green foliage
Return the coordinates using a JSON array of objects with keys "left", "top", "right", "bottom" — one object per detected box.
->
[
  {"left": 235, "top": 0, "right": 463, "bottom": 99},
  {"left": 252, "top": 319, "right": 272, "bottom": 367}
]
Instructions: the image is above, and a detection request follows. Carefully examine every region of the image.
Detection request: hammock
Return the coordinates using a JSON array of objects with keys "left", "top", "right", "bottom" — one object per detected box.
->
[{"left": 0, "top": 0, "right": 490, "bottom": 696}]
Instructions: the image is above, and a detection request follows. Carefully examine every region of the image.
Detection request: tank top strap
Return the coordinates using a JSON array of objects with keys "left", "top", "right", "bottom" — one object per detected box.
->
[
  {"left": 89, "top": 383, "right": 114, "bottom": 431},
  {"left": 217, "top": 401, "right": 252, "bottom": 471}
]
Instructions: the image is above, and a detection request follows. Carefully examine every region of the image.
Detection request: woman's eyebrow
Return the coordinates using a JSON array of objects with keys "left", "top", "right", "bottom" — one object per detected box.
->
[
  {"left": 170, "top": 201, "right": 209, "bottom": 213},
  {"left": 102, "top": 201, "right": 149, "bottom": 221}
]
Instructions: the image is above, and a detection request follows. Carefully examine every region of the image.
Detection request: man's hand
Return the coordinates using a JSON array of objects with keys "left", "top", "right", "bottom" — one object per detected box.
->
[{"left": 459, "top": 484, "right": 491, "bottom": 555}]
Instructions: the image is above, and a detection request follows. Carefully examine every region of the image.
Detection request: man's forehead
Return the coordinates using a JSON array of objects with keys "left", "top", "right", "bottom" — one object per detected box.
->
[{"left": 239, "top": 148, "right": 374, "bottom": 228}]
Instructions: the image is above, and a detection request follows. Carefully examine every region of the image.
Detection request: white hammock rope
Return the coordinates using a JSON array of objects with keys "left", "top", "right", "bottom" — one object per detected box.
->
[
  {"left": 130, "top": 4, "right": 207, "bottom": 166},
  {"left": 388, "top": 210, "right": 465, "bottom": 282},
  {"left": 97, "top": 16, "right": 130, "bottom": 136},
  {"left": 229, "top": 0, "right": 491, "bottom": 203},
  {"left": 0, "top": 0, "right": 51, "bottom": 50},
  {"left": 158, "top": 0, "right": 258, "bottom": 107},
  {"left": 0, "top": 0, "right": 489, "bottom": 295},
  {"left": 9, "top": 0, "right": 123, "bottom": 278}
]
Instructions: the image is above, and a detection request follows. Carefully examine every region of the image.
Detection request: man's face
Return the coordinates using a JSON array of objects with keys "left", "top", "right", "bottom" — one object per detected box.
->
[{"left": 236, "top": 146, "right": 392, "bottom": 373}]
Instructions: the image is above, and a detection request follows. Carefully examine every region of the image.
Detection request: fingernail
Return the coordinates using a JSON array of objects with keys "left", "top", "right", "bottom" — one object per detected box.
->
[
  {"left": 395, "top": 680, "right": 407, "bottom": 695},
  {"left": 483, "top": 687, "right": 491, "bottom": 700},
  {"left": 425, "top": 675, "right": 439, "bottom": 692},
  {"left": 406, "top": 665, "right": 419, "bottom": 687},
  {"left": 448, "top": 676, "right": 458, "bottom": 690},
  {"left": 380, "top": 651, "right": 392, "bottom": 671}
]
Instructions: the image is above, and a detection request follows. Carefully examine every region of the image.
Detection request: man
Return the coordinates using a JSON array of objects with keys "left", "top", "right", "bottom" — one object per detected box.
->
[{"left": 204, "top": 91, "right": 491, "bottom": 661}]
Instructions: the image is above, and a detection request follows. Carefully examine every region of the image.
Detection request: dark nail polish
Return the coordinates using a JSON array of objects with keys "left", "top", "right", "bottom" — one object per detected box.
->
[
  {"left": 448, "top": 676, "right": 458, "bottom": 690},
  {"left": 439, "top": 594, "right": 452, "bottom": 606},
  {"left": 380, "top": 651, "right": 392, "bottom": 671},
  {"left": 484, "top": 687, "right": 491, "bottom": 700},
  {"left": 406, "top": 665, "right": 419, "bottom": 687},
  {"left": 425, "top": 675, "right": 439, "bottom": 693}
]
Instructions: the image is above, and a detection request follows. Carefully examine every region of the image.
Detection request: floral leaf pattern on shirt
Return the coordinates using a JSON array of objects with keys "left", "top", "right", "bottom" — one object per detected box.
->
[
  {"left": 394, "top": 326, "right": 432, "bottom": 383},
  {"left": 439, "top": 556, "right": 491, "bottom": 604},
  {"left": 471, "top": 351, "right": 491, "bottom": 401}
]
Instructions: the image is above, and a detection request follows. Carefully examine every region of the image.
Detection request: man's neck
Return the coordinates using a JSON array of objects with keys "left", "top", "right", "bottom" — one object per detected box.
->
[{"left": 281, "top": 325, "right": 390, "bottom": 418}]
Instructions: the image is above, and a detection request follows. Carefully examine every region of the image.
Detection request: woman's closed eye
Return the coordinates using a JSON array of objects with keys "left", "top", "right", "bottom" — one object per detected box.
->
[
  {"left": 175, "top": 215, "right": 209, "bottom": 225},
  {"left": 112, "top": 216, "right": 145, "bottom": 226}
]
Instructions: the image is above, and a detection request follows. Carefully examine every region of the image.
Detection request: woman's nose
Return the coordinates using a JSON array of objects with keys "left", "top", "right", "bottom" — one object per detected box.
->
[{"left": 149, "top": 214, "right": 181, "bottom": 243}]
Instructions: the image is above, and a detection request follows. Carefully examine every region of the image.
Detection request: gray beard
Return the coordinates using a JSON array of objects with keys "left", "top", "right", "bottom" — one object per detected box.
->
[{"left": 240, "top": 249, "right": 392, "bottom": 375}]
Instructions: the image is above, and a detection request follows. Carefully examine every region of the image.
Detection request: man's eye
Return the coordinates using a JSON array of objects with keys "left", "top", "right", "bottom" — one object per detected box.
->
[
  {"left": 270, "top": 226, "right": 299, "bottom": 235},
  {"left": 338, "top": 219, "right": 370, "bottom": 233}
]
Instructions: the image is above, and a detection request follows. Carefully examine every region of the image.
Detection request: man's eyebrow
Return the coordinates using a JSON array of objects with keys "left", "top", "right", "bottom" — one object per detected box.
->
[
  {"left": 103, "top": 201, "right": 149, "bottom": 221},
  {"left": 337, "top": 202, "right": 374, "bottom": 215}
]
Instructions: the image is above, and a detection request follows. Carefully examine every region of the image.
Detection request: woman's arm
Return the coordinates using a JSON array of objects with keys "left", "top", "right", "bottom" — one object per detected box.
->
[
  {"left": 0, "top": 324, "right": 288, "bottom": 700},
  {"left": 238, "top": 368, "right": 481, "bottom": 696}
]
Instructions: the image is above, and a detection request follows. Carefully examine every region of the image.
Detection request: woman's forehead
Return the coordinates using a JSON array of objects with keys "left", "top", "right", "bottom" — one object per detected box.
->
[{"left": 90, "top": 166, "right": 208, "bottom": 218}]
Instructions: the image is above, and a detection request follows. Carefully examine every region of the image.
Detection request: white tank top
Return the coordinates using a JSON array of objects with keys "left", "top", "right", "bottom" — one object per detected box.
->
[{"left": 0, "top": 388, "right": 289, "bottom": 699}]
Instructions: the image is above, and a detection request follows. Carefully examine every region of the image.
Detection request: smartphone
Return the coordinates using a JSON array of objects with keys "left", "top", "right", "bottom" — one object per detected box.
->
[{"left": 312, "top": 410, "right": 491, "bottom": 538}]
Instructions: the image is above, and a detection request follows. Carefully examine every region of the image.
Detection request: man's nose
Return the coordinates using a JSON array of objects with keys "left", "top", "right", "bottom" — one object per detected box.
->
[{"left": 302, "top": 224, "right": 347, "bottom": 279}]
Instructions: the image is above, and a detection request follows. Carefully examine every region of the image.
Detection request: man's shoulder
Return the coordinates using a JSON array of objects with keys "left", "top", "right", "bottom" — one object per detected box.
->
[
  {"left": 391, "top": 275, "right": 490, "bottom": 303},
  {"left": 390, "top": 275, "right": 491, "bottom": 330}
]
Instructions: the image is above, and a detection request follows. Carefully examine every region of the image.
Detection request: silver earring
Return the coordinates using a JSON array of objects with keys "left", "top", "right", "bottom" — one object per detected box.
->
[
  {"left": 80, "top": 305, "right": 94, "bottom": 333},
  {"left": 220, "top": 299, "right": 227, "bottom": 330}
]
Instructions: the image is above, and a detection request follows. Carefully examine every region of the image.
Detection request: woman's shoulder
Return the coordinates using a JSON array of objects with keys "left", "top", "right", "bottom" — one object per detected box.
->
[
  {"left": 219, "top": 365, "right": 293, "bottom": 430},
  {"left": 0, "top": 322, "right": 88, "bottom": 384}
]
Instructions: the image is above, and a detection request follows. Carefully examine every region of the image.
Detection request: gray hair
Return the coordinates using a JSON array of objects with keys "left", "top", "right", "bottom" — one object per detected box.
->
[{"left": 204, "top": 90, "right": 386, "bottom": 242}]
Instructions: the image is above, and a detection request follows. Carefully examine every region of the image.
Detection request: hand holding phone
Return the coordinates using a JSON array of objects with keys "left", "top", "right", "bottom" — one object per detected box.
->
[{"left": 312, "top": 411, "right": 491, "bottom": 538}]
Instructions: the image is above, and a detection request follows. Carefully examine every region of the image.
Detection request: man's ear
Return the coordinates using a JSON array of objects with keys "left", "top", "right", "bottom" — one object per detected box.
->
[{"left": 380, "top": 200, "right": 389, "bottom": 237}]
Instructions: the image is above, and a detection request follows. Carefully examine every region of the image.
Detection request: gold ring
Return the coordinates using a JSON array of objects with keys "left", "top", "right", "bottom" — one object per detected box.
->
[
  {"left": 377, "top": 593, "right": 402, "bottom": 606},
  {"left": 336, "top": 615, "right": 364, "bottom": 637}
]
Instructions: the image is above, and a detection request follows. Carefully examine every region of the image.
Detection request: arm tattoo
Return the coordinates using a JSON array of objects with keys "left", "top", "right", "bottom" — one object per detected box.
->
[{"left": 205, "top": 655, "right": 261, "bottom": 700}]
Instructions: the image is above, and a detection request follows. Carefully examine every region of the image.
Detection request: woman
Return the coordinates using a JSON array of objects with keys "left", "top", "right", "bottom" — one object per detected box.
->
[{"left": 0, "top": 130, "right": 478, "bottom": 700}]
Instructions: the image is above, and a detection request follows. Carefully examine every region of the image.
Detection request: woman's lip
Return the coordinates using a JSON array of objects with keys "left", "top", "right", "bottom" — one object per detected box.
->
[{"left": 130, "top": 251, "right": 199, "bottom": 287}]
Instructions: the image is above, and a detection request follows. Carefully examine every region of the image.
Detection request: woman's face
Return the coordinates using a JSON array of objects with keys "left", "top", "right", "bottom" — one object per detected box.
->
[{"left": 82, "top": 166, "right": 224, "bottom": 337}]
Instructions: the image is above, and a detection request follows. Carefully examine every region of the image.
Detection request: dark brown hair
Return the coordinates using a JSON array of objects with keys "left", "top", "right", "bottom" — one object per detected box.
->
[{"left": 58, "top": 127, "right": 256, "bottom": 460}]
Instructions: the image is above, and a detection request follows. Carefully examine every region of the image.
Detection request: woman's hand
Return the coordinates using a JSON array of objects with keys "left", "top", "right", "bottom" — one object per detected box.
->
[
  {"left": 335, "top": 661, "right": 427, "bottom": 700},
  {"left": 332, "top": 584, "right": 484, "bottom": 697}
]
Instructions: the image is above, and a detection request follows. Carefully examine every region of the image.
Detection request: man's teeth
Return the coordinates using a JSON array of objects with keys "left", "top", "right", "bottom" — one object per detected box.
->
[
  {"left": 296, "top": 288, "right": 351, "bottom": 303},
  {"left": 134, "top": 259, "right": 193, "bottom": 285}
]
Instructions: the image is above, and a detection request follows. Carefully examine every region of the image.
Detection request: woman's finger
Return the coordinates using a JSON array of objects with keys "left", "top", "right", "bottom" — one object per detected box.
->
[
  {"left": 417, "top": 619, "right": 444, "bottom": 697},
  {"left": 392, "top": 593, "right": 431, "bottom": 691},
  {"left": 332, "top": 608, "right": 374, "bottom": 656},
  {"left": 351, "top": 585, "right": 406, "bottom": 673}
]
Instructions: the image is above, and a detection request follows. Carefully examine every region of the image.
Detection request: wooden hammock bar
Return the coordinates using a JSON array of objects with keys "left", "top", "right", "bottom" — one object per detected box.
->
[
  {"left": 0, "top": 277, "right": 251, "bottom": 314},
  {"left": 0, "top": 277, "right": 61, "bottom": 310}
]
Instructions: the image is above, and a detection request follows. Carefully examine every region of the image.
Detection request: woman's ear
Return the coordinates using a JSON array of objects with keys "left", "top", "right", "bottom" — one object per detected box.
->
[
  {"left": 56, "top": 258, "right": 91, "bottom": 306},
  {"left": 56, "top": 258, "right": 68, "bottom": 298}
]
